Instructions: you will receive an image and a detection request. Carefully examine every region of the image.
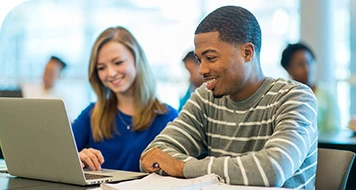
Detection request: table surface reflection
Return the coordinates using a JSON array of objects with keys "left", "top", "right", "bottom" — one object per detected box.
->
[{"left": 0, "top": 173, "right": 97, "bottom": 190}]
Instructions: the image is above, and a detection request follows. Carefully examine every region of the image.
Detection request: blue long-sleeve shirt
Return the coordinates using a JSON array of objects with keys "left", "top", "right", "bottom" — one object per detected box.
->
[{"left": 72, "top": 103, "right": 178, "bottom": 172}]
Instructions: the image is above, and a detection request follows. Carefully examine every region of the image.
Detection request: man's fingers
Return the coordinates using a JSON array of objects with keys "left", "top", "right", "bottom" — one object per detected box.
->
[
  {"left": 141, "top": 147, "right": 162, "bottom": 173},
  {"left": 140, "top": 147, "right": 185, "bottom": 177},
  {"left": 141, "top": 147, "right": 158, "bottom": 160}
]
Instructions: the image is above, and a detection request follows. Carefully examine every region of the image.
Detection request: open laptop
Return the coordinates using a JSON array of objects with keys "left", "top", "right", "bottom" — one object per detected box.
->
[{"left": 0, "top": 98, "right": 147, "bottom": 186}]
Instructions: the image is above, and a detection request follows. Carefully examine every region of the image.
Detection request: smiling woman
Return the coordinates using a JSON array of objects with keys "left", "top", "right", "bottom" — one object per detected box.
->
[{"left": 71, "top": 26, "right": 179, "bottom": 172}]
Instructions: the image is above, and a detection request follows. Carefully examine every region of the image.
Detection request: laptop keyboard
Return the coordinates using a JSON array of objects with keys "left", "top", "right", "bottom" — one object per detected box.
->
[{"left": 85, "top": 173, "right": 112, "bottom": 180}]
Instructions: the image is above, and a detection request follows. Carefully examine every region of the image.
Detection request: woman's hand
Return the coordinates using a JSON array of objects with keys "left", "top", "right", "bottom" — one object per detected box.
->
[{"left": 79, "top": 148, "right": 104, "bottom": 171}]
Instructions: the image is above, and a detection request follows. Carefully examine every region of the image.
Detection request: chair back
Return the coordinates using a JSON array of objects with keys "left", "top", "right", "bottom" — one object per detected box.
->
[{"left": 316, "top": 148, "right": 355, "bottom": 190}]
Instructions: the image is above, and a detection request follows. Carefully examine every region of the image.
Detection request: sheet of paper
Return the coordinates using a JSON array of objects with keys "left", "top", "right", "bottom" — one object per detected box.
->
[
  {"left": 100, "top": 173, "right": 219, "bottom": 190},
  {"left": 201, "top": 183, "right": 294, "bottom": 190}
]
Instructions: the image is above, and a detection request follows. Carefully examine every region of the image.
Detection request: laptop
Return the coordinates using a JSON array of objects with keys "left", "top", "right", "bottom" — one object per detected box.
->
[{"left": 0, "top": 98, "right": 147, "bottom": 186}]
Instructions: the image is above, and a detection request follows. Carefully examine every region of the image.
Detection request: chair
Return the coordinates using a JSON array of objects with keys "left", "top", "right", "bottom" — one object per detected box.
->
[{"left": 316, "top": 148, "right": 355, "bottom": 190}]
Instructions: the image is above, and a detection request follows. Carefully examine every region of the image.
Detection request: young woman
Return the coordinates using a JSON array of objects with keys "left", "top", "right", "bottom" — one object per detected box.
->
[{"left": 71, "top": 26, "right": 178, "bottom": 172}]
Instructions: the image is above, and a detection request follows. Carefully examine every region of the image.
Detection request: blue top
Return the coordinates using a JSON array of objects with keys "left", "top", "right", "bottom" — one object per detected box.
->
[
  {"left": 71, "top": 103, "right": 178, "bottom": 172},
  {"left": 178, "top": 84, "right": 196, "bottom": 112}
]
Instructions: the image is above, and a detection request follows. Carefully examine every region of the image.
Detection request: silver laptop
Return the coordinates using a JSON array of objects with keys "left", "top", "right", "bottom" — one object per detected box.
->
[{"left": 0, "top": 98, "right": 147, "bottom": 186}]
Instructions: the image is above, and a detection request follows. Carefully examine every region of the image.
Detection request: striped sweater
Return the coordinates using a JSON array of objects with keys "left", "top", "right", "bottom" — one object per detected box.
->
[{"left": 142, "top": 77, "right": 318, "bottom": 188}]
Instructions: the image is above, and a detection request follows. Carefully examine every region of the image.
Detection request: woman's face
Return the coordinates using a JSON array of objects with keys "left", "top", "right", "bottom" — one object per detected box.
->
[
  {"left": 96, "top": 41, "right": 136, "bottom": 96},
  {"left": 287, "top": 50, "right": 315, "bottom": 86}
]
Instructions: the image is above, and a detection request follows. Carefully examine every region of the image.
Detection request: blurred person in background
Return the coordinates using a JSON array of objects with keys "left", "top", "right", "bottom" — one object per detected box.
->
[
  {"left": 42, "top": 56, "right": 67, "bottom": 90},
  {"left": 22, "top": 55, "right": 67, "bottom": 98},
  {"left": 178, "top": 50, "right": 204, "bottom": 111},
  {"left": 281, "top": 42, "right": 341, "bottom": 133},
  {"left": 21, "top": 56, "right": 87, "bottom": 120}
]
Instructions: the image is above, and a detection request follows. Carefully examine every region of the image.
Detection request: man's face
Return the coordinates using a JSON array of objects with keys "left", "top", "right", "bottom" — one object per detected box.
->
[
  {"left": 43, "top": 59, "right": 62, "bottom": 89},
  {"left": 194, "top": 31, "right": 249, "bottom": 100}
]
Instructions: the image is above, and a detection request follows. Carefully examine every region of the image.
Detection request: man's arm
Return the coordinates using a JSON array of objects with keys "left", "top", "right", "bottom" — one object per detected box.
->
[{"left": 140, "top": 87, "right": 209, "bottom": 174}]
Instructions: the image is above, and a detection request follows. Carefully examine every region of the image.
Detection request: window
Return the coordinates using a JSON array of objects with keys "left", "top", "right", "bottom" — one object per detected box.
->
[{"left": 0, "top": 0, "right": 298, "bottom": 118}]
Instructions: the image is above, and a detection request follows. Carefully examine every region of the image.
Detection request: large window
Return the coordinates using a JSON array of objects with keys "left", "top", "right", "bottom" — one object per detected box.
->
[
  {"left": 334, "top": 0, "right": 351, "bottom": 128},
  {"left": 1, "top": 0, "right": 299, "bottom": 118}
]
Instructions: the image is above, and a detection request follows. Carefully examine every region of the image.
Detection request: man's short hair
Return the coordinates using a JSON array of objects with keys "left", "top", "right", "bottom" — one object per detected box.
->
[
  {"left": 195, "top": 6, "right": 262, "bottom": 57},
  {"left": 280, "top": 43, "right": 316, "bottom": 70},
  {"left": 50, "top": 56, "right": 67, "bottom": 70}
]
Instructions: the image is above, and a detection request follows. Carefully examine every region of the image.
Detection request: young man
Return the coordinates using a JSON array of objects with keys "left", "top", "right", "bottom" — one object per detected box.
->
[
  {"left": 22, "top": 55, "right": 67, "bottom": 97},
  {"left": 21, "top": 56, "right": 86, "bottom": 120},
  {"left": 141, "top": 6, "right": 318, "bottom": 189}
]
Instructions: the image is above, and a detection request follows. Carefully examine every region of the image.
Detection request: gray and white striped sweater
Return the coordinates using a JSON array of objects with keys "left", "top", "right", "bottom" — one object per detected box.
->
[{"left": 142, "top": 77, "right": 318, "bottom": 189}]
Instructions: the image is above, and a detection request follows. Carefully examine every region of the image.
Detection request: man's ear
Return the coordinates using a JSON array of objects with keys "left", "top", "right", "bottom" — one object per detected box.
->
[{"left": 243, "top": 43, "right": 255, "bottom": 62}]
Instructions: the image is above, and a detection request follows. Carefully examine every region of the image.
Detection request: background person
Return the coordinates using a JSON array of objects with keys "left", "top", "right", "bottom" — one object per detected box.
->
[
  {"left": 71, "top": 26, "right": 178, "bottom": 172},
  {"left": 178, "top": 50, "right": 204, "bottom": 111},
  {"left": 21, "top": 56, "right": 87, "bottom": 120},
  {"left": 22, "top": 55, "right": 67, "bottom": 98},
  {"left": 140, "top": 6, "right": 317, "bottom": 189},
  {"left": 42, "top": 56, "right": 67, "bottom": 90},
  {"left": 281, "top": 42, "right": 341, "bottom": 133}
]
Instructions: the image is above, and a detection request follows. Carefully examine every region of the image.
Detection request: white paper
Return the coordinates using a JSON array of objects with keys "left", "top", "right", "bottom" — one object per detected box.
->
[{"left": 100, "top": 173, "right": 219, "bottom": 190}]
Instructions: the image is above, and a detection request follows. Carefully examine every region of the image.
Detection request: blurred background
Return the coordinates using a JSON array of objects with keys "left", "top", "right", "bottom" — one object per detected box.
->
[{"left": 0, "top": 0, "right": 353, "bottom": 127}]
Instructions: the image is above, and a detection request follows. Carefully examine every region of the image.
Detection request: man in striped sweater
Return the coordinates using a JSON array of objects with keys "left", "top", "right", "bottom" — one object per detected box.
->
[{"left": 140, "top": 5, "right": 318, "bottom": 189}]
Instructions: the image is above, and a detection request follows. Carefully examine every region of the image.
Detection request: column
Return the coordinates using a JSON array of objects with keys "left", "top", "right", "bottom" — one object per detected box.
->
[{"left": 300, "top": 0, "right": 335, "bottom": 88}]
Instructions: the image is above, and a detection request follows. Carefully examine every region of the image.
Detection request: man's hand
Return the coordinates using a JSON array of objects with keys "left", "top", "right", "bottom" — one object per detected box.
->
[
  {"left": 79, "top": 148, "right": 104, "bottom": 171},
  {"left": 141, "top": 147, "right": 185, "bottom": 177}
]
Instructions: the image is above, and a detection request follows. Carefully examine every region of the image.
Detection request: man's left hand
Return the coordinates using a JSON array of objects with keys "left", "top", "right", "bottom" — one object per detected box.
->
[{"left": 140, "top": 147, "right": 185, "bottom": 177}]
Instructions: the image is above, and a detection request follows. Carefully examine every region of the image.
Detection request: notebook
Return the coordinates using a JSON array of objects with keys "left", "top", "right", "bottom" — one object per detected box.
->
[{"left": 0, "top": 98, "right": 147, "bottom": 186}]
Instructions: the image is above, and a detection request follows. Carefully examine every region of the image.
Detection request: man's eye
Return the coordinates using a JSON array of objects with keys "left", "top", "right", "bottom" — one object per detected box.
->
[{"left": 207, "top": 57, "right": 216, "bottom": 61}]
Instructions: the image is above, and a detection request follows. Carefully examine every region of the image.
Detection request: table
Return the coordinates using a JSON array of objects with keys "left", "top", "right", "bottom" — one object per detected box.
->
[
  {"left": 3, "top": 130, "right": 351, "bottom": 190},
  {"left": 0, "top": 172, "right": 294, "bottom": 190},
  {"left": 0, "top": 173, "right": 97, "bottom": 190},
  {"left": 0, "top": 157, "right": 292, "bottom": 190},
  {"left": 318, "top": 129, "right": 356, "bottom": 190}
]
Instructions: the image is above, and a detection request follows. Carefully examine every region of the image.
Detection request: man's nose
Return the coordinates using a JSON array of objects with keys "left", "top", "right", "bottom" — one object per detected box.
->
[{"left": 199, "top": 61, "right": 209, "bottom": 76}]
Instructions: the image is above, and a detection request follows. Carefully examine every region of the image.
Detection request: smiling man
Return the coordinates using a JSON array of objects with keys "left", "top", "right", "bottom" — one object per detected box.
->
[{"left": 140, "top": 6, "right": 318, "bottom": 189}]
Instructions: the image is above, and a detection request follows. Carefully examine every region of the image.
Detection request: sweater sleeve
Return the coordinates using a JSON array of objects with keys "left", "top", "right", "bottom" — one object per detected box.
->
[{"left": 141, "top": 88, "right": 208, "bottom": 167}]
